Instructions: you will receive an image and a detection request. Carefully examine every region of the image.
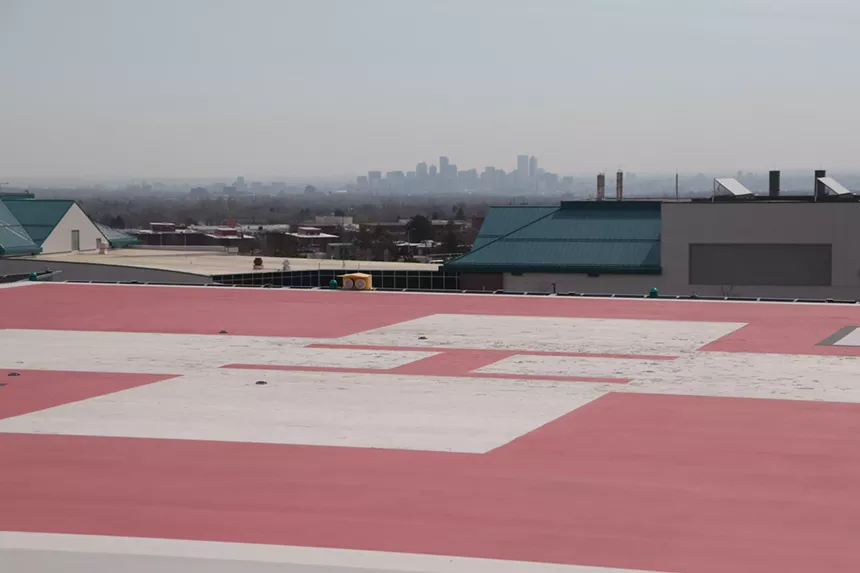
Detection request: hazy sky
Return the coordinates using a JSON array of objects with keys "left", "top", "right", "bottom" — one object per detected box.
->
[{"left": 1, "top": 0, "right": 858, "bottom": 179}]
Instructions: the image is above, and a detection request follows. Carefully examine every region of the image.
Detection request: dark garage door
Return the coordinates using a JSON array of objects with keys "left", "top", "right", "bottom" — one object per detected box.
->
[{"left": 689, "top": 244, "right": 832, "bottom": 286}]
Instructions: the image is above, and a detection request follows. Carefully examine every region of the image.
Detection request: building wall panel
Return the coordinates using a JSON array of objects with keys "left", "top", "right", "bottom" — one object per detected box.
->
[{"left": 41, "top": 204, "right": 107, "bottom": 254}]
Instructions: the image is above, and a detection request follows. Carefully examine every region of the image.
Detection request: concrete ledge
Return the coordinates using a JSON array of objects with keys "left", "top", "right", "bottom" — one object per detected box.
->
[{"left": 128, "top": 245, "right": 232, "bottom": 253}]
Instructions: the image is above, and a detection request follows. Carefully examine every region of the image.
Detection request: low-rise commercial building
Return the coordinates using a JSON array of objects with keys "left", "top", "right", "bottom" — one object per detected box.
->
[
  {"left": 446, "top": 196, "right": 860, "bottom": 299},
  {"left": 0, "top": 197, "right": 136, "bottom": 255}
]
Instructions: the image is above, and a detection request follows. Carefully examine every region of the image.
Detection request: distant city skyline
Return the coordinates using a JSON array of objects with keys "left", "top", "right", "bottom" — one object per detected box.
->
[
  {"left": 356, "top": 154, "right": 566, "bottom": 194},
  {"left": 5, "top": 165, "right": 860, "bottom": 192},
  {"left": 5, "top": 167, "right": 860, "bottom": 202},
  {"left": 1, "top": 0, "right": 859, "bottom": 179}
]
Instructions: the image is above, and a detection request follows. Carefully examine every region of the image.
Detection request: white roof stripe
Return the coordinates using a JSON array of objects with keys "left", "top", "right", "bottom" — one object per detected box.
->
[{"left": 0, "top": 532, "right": 670, "bottom": 572}]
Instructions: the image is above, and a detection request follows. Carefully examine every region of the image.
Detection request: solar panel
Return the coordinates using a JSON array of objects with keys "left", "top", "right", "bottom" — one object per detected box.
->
[
  {"left": 818, "top": 177, "right": 853, "bottom": 196},
  {"left": 714, "top": 178, "right": 755, "bottom": 197}
]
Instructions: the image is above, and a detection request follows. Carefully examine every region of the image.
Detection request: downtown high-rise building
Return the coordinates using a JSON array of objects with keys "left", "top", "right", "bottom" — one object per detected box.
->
[
  {"left": 517, "top": 155, "right": 529, "bottom": 184},
  {"left": 368, "top": 170, "right": 382, "bottom": 190},
  {"left": 386, "top": 171, "right": 405, "bottom": 190},
  {"left": 529, "top": 156, "right": 538, "bottom": 180},
  {"left": 439, "top": 156, "right": 458, "bottom": 180},
  {"left": 416, "top": 162, "right": 428, "bottom": 178}
]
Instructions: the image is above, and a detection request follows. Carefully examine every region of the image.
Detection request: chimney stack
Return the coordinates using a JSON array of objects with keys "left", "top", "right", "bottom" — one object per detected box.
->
[
  {"left": 616, "top": 170, "right": 624, "bottom": 201},
  {"left": 769, "top": 170, "right": 780, "bottom": 198},
  {"left": 814, "top": 169, "right": 826, "bottom": 201},
  {"left": 596, "top": 173, "right": 606, "bottom": 201}
]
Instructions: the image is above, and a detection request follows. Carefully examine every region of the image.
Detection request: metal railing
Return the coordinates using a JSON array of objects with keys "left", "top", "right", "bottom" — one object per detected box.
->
[
  {"left": 53, "top": 277, "right": 860, "bottom": 304},
  {"left": 212, "top": 269, "right": 461, "bottom": 290}
]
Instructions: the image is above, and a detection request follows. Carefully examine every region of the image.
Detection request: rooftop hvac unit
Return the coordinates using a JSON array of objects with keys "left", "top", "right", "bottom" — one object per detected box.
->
[{"left": 340, "top": 272, "right": 373, "bottom": 291}]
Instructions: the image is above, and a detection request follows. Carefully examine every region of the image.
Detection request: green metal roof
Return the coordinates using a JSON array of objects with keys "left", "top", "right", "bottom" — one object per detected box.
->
[
  {"left": 446, "top": 201, "right": 662, "bottom": 274},
  {"left": 94, "top": 222, "right": 140, "bottom": 247},
  {"left": 0, "top": 201, "right": 41, "bottom": 256},
  {"left": 472, "top": 206, "right": 558, "bottom": 249},
  {"left": 1, "top": 199, "right": 74, "bottom": 245}
]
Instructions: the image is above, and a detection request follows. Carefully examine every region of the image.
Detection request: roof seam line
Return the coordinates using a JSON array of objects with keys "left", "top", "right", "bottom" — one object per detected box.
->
[{"left": 445, "top": 207, "right": 562, "bottom": 265}]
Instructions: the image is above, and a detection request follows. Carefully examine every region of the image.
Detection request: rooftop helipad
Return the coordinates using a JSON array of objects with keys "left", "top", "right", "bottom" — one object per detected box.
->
[{"left": 2, "top": 283, "right": 860, "bottom": 572}]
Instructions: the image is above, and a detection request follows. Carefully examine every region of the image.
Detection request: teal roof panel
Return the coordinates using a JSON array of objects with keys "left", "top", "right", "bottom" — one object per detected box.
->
[
  {"left": 472, "top": 206, "right": 558, "bottom": 249},
  {"left": 1, "top": 199, "right": 74, "bottom": 245},
  {"left": 95, "top": 222, "right": 140, "bottom": 247},
  {"left": 447, "top": 201, "right": 662, "bottom": 274},
  {"left": 0, "top": 201, "right": 41, "bottom": 255}
]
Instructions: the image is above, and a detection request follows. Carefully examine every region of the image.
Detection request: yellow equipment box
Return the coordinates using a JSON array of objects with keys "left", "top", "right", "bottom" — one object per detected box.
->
[{"left": 340, "top": 272, "right": 373, "bottom": 290}]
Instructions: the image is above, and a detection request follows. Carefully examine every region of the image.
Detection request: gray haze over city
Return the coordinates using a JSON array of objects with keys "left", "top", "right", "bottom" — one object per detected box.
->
[{"left": 1, "top": 0, "right": 859, "bottom": 192}]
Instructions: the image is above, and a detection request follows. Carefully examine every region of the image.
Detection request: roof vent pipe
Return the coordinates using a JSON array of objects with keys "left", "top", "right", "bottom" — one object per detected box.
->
[
  {"left": 769, "top": 170, "right": 780, "bottom": 198},
  {"left": 814, "top": 170, "right": 826, "bottom": 201}
]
